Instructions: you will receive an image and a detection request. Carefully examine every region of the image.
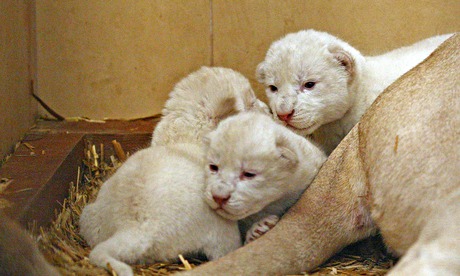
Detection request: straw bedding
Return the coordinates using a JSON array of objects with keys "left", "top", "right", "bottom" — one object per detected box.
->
[{"left": 36, "top": 141, "right": 396, "bottom": 275}]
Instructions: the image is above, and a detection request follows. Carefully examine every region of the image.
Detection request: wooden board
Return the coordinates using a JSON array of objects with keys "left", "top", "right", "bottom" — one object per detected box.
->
[
  {"left": 35, "top": 0, "right": 211, "bottom": 119},
  {"left": 0, "top": 119, "right": 157, "bottom": 230}
]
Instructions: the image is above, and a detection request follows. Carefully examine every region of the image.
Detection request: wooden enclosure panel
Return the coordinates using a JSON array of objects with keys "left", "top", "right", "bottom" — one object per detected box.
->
[
  {"left": 0, "top": 1, "right": 36, "bottom": 159},
  {"left": 32, "top": 118, "right": 158, "bottom": 135},
  {"left": 0, "top": 120, "right": 156, "bottom": 229},
  {"left": 212, "top": 0, "right": 460, "bottom": 101},
  {"left": 35, "top": 0, "right": 211, "bottom": 120},
  {"left": 0, "top": 133, "right": 84, "bottom": 228}
]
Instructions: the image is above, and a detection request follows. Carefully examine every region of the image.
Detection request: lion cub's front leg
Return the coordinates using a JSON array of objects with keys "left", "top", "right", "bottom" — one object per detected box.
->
[{"left": 245, "top": 215, "right": 280, "bottom": 244}]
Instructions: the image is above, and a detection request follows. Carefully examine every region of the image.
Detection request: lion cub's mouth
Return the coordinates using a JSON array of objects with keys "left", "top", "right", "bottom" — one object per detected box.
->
[
  {"left": 214, "top": 206, "right": 251, "bottom": 221},
  {"left": 274, "top": 112, "right": 318, "bottom": 133},
  {"left": 284, "top": 121, "right": 318, "bottom": 134},
  {"left": 215, "top": 208, "right": 239, "bottom": 220}
]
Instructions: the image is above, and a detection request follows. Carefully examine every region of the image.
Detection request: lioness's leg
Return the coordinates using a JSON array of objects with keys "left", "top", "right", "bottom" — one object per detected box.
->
[
  {"left": 388, "top": 238, "right": 460, "bottom": 276},
  {"left": 387, "top": 193, "right": 460, "bottom": 276}
]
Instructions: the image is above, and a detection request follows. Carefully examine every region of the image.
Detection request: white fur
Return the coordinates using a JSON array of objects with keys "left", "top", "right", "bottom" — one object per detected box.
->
[
  {"left": 79, "top": 67, "right": 268, "bottom": 276},
  {"left": 257, "top": 29, "right": 452, "bottom": 154},
  {"left": 245, "top": 215, "right": 279, "bottom": 244},
  {"left": 79, "top": 144, "right": 240, "bottom": 276},
  {"left": 202, "top": 112, "right": 327, "bottom": 239},
  {"left": 152, "top": 67, "right": 269, "bottom": 146}
]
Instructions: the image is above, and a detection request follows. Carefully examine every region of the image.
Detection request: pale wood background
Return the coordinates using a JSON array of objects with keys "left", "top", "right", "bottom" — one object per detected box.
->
[
  {"left": 1, "top": 0, "right": 459, "bottom": 158},
  {"left": 1, "top": 1, "right": 35, "bottom": 159},
  {"left": 35, "top": 0, "right": 460, "bottom": 120}
]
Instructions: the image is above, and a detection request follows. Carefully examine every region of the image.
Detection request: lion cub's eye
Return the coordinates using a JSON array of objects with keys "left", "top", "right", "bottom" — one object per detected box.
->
[
  {"left": 303, "top": 82, "right": 316, "bottom": 89},
  {"left": 209, "top": 164, "right": 219, "bottom": 172},
  {"left": 268, "top": 85, "right": 278, "bottom": 92},
  {"left": 241, "top": 171, "right": 256, "bottom": 179}
]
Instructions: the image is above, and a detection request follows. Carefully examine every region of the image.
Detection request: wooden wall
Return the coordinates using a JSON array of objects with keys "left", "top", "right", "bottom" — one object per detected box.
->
[
  {"left": 35, "top": 0, "right": 211, "bottom": 120},
  {"left": 1, "top": 0, "right": 459, "bottom": 159},
  {"left": 0, "top": 1, "right": 36, "bottom": 159},
  {"left": 34, "top": 0, "right": 459, "bottom": 120}
]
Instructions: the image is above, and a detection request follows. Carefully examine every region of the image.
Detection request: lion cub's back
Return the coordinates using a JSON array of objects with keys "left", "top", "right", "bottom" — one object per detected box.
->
[{"left": 79, "top": 143, "right": 207, "bottom": 246}]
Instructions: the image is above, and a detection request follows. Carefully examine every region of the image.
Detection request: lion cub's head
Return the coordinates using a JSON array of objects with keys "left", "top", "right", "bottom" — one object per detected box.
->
[
  {"left": 257, "top": 29, "right": 362, "bottom": 136},
  {"left": 203, "top": 112, "right": 309, "bottom": 220}
]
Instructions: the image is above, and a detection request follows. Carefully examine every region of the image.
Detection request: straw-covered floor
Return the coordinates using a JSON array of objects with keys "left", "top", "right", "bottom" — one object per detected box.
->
[{"left": 37, "top": 141, "right": 397, "bottom": 275}]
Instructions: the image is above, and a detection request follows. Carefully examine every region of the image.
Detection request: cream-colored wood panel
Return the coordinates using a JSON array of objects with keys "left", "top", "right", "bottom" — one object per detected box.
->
[
  {"left": 0, "top": 1, "right": 36, "bottom": 159},
  {"left": 213, "top": 0, "right": 460, "bottom": 101},
  {"left": 36, "top": 0, "right": 210, "bottom": 120}
]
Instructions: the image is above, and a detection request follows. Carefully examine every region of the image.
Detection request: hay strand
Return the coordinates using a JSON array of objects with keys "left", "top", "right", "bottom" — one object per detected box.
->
[{"left": 111, "top": 140, "right": 127, "bottom": 162}]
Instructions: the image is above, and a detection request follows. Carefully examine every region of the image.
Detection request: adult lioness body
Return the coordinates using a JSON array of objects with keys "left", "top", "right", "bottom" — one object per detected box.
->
[{"left": 181, "top": 34, "right": 460, "bottom": 275}]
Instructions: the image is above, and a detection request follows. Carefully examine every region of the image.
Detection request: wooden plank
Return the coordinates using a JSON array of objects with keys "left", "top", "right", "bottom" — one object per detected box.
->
[
  {"left": 0, "top": 120, "right": 156, "bottom": 230},
  {"left": 18, "top": 137, "right": 85, "bottom": 229},
  {"left": 0, "top": 133, "right": 84, "bottom": 229},
  {"left": 31, "top": 117, "right": 158, "bottom": 135}
]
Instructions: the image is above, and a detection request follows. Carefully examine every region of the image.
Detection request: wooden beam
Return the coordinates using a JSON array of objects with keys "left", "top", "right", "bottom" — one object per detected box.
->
[{"left": 0, "top": 119, "right": 156, "bottom": 230}]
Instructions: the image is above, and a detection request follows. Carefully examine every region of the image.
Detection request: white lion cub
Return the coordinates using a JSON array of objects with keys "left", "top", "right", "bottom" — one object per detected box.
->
[
  {"left": 79, "top": 67, "right": 268, "bottom": 276},
  {"left": 203, "top": 112, "right": 327, "bottom": 243},
  {"left": 257, "top": 29, "right": 452, "bottom": 154},
  {"left": 152, "top": 67, "right": 268, "bottom": 146}
]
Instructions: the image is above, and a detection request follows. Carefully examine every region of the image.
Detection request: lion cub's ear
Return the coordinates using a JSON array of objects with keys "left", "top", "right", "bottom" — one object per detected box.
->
[
  {"left": 328, "top": 45, "right": 355, "bottom": 76},
  {"left": 202, "top": 132, "right": 214, "bottom": 147},
  {"left": 275, "top": 134, "right": 299, "bottom": 167},
  {"left": 256, "top": 62, "right": 266, "bottom": 83},
  {"left": 215, "top": 97, "right": 238, "bottom": 121}
]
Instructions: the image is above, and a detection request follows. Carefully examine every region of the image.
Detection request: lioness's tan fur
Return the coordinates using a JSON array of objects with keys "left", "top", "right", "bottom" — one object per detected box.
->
[{"left": 181, "top": 34, "right": 459, "bottom": 275}]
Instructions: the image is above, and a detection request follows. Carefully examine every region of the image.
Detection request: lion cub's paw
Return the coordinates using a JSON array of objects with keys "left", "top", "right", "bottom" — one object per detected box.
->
[{"left": 245, "top": 215, "right": 280, "bottom": 244}]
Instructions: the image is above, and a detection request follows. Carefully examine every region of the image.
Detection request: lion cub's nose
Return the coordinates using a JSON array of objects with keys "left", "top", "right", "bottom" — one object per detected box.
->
[
  {"left": 212, "top": 194, "right": 231, "bottom": 206},
  {"left": 277, "top": 110, "right": 294, "bottom": 122}
]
